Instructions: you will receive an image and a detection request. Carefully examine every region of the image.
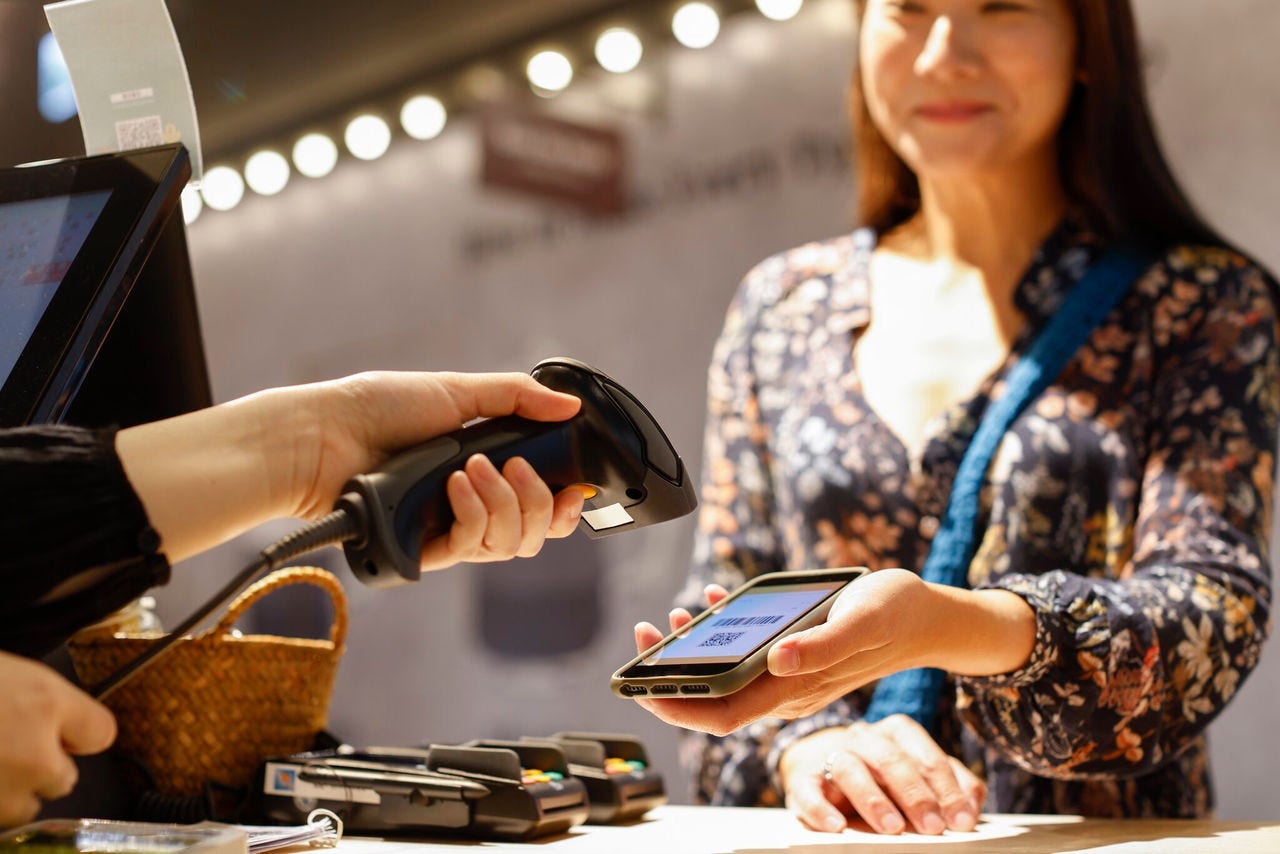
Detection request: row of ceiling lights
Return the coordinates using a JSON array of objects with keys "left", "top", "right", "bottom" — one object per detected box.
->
[{"left": 184, "top": 0, "right": 805, "bottom": 223}]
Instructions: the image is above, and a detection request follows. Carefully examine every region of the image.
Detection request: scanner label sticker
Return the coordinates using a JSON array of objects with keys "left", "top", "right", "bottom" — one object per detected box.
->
[{"left": 581, "top": 502, "right": 634, "bottom": 531}]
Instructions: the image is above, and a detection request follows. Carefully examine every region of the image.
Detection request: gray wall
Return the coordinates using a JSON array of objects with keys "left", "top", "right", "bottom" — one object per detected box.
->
[{"left": 158, "top": 0, "right": 1280, "bottom": 817}]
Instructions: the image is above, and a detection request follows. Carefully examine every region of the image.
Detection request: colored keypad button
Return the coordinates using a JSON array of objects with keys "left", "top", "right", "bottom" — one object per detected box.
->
[
  {"left": 604, "top": 757, "right": 646, "bottom": 775},
  {"left": 520, "top": 767, "right": 564, "bottom": 785}
]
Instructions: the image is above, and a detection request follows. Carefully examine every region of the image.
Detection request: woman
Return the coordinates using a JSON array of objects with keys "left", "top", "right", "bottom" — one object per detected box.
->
[
  {"left": 632, "top": 0, "right": 1278, "bottom": 837},
  {"left": 0, "top": 369, "right": 586, "bottom": 826}
]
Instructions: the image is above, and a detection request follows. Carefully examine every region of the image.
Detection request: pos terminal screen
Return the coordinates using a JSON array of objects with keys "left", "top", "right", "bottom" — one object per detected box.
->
[
  {"left": 643, "top": 581, "right": 844, "bottom": 666},
  {"left": 0, "top": 191, "right": 113, "bottom": 387}
]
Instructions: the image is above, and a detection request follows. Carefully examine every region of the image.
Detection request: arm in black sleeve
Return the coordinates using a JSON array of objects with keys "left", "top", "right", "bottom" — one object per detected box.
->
[{"left": 0, "top": 424, "right": 170, "bottom": 658}]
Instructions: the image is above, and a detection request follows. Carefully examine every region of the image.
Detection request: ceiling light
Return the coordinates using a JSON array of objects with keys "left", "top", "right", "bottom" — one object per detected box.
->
[
  {"left": 673, "top": 3, "right": 721, "bottom": 49},
  {"left": 344, "top": 114, "right": 392, "bottom": 161},
  {"left": 526, "top": 50, "right": 573, "bottom": 93},
  {"left": 755, "top": 0, "right": 803, "bottom": 21},
  {"left": 400, "top": 95, "right": 447, "bottom": 140},
  {"left": 292, "top": 133, "right": 338, "bottom": 178},
  {"left": 180, "top": 183, "right": 202, "bottom": 224},
  {"left": 244, "top": 150, "right": 290, "bottom": 196},
  {"left": 199, "top": 166, "right": 245, "bottom": 212},
  {"left": 458, "top": 63, "right": 508, "bottom": 103},
  {"left": 595, "top": 27, "right": 643, "bottom": 74}
]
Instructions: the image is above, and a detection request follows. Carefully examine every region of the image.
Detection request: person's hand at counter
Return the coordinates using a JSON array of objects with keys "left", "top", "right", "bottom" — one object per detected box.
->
[
  {"left": 0, "top": 651, "right": 115, "bottom": 827},
  {"left": 115, "top": 371, "right": 587, "bottom": 567},
  {"left": 629, "top": 569, "right": 1023, "bottom": 834},
  {"left": 777, "top": 718, "right": 984, "bottom": 835}
]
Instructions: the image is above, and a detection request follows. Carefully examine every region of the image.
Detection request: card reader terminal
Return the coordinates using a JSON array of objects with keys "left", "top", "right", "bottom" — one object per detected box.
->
[
  {"left": 252, "top": 743, "right": 588, "bottom": 840},
  {"left": 531, "top": 732, "right": 667, "bottom": 824}
]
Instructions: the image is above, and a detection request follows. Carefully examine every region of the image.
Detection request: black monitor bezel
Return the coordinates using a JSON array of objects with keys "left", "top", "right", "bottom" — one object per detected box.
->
[{"left": 0, "top": 145, "right": 190, "bottom": 426}]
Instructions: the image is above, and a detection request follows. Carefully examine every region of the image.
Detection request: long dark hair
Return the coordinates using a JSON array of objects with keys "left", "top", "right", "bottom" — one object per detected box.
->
[{"left": 851, "top": 0, "right": 1221, "bottom": 248}]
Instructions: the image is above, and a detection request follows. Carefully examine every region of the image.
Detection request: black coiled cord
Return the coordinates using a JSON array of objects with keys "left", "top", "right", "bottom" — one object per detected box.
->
[{"left": 91, "top": 508, "right": 363, "bottom": 700}]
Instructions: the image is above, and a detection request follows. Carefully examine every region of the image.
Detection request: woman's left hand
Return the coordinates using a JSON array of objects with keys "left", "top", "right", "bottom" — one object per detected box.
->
[
  {"left": 632, "top": 568, "right": 940, "bottom": 735},
  {"left": 778, "top": 718, "right": 984, "bottom": 835}
]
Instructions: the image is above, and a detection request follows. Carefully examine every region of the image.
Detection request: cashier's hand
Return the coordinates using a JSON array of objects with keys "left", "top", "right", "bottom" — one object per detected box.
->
[
  {"left": 285, "top": 371, "right": 586, "bottom": 570},
  {"left": 631, "top": 569, "right": 939, "bottom": 735},
  {"left": 0, "top": 651, "right": 116, "bottom": 827},
  {"left": 118, "top": 371, "right": 586, "bottom": 567}
]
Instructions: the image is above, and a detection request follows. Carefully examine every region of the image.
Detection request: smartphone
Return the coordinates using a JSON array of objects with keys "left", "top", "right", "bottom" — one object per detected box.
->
[{"left": 611, "top": 567, "right": 867, "bottom": 699}]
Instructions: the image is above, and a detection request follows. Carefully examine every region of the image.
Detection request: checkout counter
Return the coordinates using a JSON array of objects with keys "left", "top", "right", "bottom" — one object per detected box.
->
[{"left": 333, "top": 805, "right": 1280, "bottom": 853}]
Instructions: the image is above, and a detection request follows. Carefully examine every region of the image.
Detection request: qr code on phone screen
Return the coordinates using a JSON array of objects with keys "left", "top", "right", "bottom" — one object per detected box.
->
[
  {"left": 115, "top": 116, "right": 164, "bottom": 150},
  {"left": 699, "top": 631, "right": 745, "bottom": 648}
]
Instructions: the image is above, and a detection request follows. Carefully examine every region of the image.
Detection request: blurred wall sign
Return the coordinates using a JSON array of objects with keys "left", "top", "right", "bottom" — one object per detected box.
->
[{"left": 481, "top": 108, "right": 626, "bottom": 215}]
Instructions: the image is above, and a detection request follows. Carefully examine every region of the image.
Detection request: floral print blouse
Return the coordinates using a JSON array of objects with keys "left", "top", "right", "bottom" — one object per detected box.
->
[{"left": 679, "top": 218, "right": 1279, "bottom": 817}]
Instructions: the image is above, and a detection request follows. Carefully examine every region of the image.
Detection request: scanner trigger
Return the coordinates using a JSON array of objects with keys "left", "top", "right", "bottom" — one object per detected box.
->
[{"left": 569, "top": 484, "right": 599, "bottom": 500}]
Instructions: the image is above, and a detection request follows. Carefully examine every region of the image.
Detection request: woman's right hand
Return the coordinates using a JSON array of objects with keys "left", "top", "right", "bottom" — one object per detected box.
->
[
  {"left": 778, "top": 717, "right": 985, "bottom": 835},
  {"left": 633, "top": 584, "right": 985, "bottom": 835},
  {"left": 0, "top": 651, "right": 116, "bottom": 827}
]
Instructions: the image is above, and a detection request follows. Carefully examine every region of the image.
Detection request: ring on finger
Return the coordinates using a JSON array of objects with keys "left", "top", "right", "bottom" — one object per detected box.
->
[{"left": 822, "top": 750, "right": 843, "bottom": 783}]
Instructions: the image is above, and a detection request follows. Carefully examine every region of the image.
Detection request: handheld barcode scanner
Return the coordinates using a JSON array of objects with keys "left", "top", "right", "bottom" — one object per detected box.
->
[
  {"left": 91, "top": 358, "right": 696, "bottom": 698},
  {"left": 336, "top": 357, "right": 698, "bottom": 588}
]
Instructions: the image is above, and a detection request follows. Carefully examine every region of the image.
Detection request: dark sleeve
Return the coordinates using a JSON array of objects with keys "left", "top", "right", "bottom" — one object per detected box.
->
[
  {"left": 956, "top": 248, "right": 1278, "bottom": 779},
  {"left": 0, "top": 424, "right": 170, "bottom": 658}
]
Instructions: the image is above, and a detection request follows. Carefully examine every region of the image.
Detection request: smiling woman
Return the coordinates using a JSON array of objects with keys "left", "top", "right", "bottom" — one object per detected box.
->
[
  {"left": 861, "top": 0, "right": 1077, "bottom": 181},
  {"left": 629, "top": 0, "right": 1280, "bottom": 838}
]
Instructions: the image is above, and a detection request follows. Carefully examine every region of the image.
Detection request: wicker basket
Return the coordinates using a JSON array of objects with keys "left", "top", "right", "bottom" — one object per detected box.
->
[{"left": 68, "top": 566, "right": 348, "bottom": 796}]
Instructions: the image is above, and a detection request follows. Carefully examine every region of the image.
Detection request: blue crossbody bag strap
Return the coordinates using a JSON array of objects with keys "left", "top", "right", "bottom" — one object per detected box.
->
[{"left": 863, "top": 246, "right": 1156, "bottom": 733}]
